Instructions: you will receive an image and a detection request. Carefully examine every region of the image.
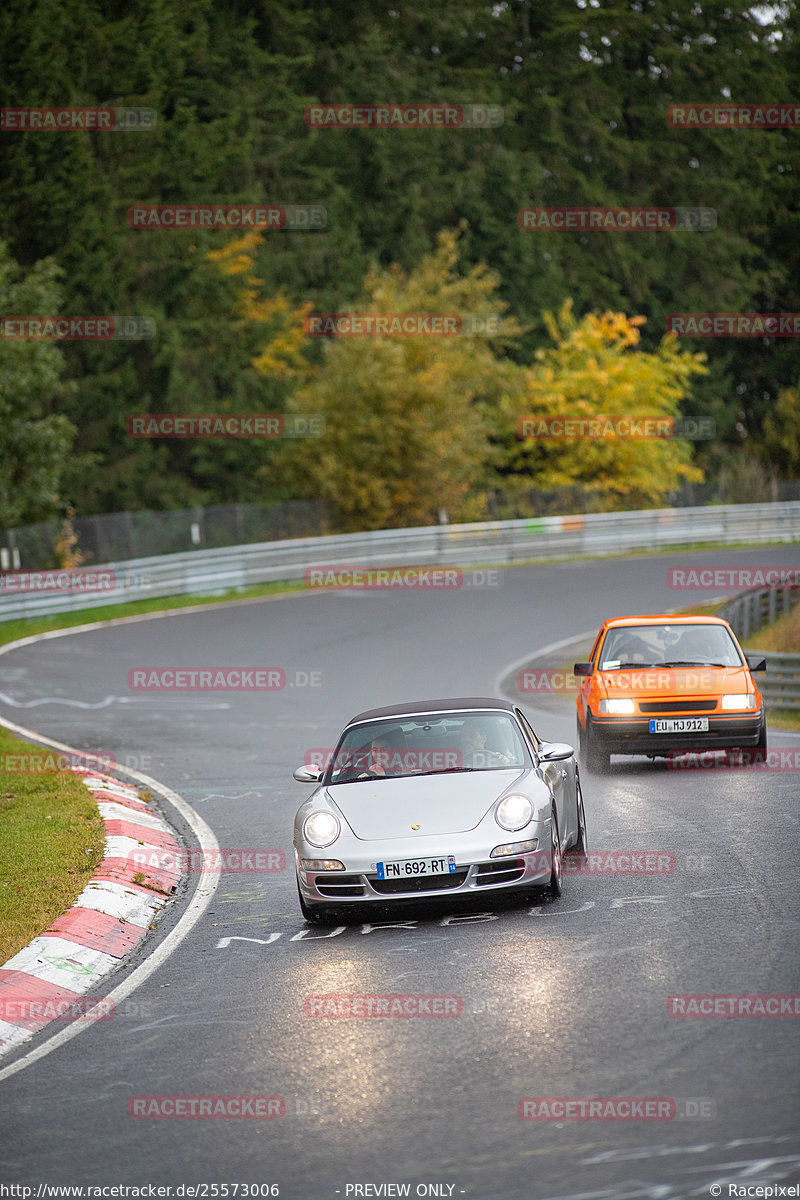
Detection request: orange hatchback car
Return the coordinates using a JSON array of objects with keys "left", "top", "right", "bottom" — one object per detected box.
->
[{"left": 574, "top": 614, "right": 767, "bottom": 771}]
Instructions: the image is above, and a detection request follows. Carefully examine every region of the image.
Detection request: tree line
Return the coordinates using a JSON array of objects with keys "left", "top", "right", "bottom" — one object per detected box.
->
[{"left": 1, "top": 0, "right": 798, "bottom": 533}]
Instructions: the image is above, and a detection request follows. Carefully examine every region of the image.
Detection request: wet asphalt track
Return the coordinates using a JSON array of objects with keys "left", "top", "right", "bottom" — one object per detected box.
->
[{"left": 0, "top": 547, "right": 799, "bottom": 1199}]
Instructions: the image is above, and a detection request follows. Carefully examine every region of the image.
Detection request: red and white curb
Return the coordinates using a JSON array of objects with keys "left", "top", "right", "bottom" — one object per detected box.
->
[{"left": 0, "top": 768, "right": 183, "bottom": 1058}]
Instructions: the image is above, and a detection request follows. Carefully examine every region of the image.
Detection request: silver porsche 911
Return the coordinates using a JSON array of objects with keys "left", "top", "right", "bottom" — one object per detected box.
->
[{"left": 292, "top": 697, "right": 587, "bottom": 923}]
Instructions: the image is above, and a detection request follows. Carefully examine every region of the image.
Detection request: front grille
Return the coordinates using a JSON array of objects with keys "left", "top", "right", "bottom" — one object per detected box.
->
[
  {"left": 639, "top": 700, "right": 718, "bottom": 713},
  {"left": 316, "top": 873, "right": 366, "bottom": 897},
  {"left": 475, "top": 858, "right": 526, "bottom": 886},
  {"left": 371, "top": 870, "right": 469, "bottom": 895}
]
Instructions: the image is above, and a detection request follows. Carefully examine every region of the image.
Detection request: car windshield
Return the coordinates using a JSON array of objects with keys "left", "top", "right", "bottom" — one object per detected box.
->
[
  {"left": 598, "top": 623, "right": 743, "bottom": 670},
  {"left": 327, "top": 711, "right": 530, "bottom": 783}
]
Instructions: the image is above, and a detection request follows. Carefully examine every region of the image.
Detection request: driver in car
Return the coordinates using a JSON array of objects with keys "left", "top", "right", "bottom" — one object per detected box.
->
[
  {"left": 460, "top": 721, "right": 512, "bottom": 768},
  {"left": 356, "top": 734, "right": 396, "bottom": 779}
]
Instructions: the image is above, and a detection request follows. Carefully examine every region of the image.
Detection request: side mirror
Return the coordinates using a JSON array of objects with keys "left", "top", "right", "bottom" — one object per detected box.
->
[
  {"left": 746, "top": 655, "right": 767, "bottom": 672},
  {"left": 573, "top": 662, "right": 593, "bottom": 677},
  {"left": 538, "top": 742, "right": 575, "bottom": 763},
  {"left": 293, "top": 763, "right": 322, "bottom": 783}
]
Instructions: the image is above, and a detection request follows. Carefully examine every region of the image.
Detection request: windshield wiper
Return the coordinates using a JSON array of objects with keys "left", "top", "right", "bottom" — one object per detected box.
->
[
  {"left": 412, "top": 766, "right": 521, "bottom": 776},
  {"left": 603, "top": 661, "right": 661, "bottom": 670},
  {"left": 660, "top": 660, "right": 728, "bottom": 668},
  {"left": 335, "top": 768, "right": 474, "bottom": 782},
  {"left": 414, "top": 767, "right": 473, "bottom": 776}
]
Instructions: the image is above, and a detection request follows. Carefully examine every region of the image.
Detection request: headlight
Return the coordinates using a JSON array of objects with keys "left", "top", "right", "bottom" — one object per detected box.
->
[
  {"left": 495, "top": 794, "right": 533, "bottom": 831},
  {"left": 303, "top": 811, "right": 340, "bottom": 847},
  {"left": 721, "top": 693, "right": 756, "bottom": 711},
  {"left": 599, "top": 698, "right": 635, "bottom": 715},
  {"left": 300, "top": 858, "right": 344, "bottom": 871},
  {"left": 490, "top": 838, "right": 538, "bottom": 858}
]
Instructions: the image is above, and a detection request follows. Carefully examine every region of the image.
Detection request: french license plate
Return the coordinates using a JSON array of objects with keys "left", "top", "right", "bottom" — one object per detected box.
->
[
  {"left": 376, "top": 855, "right": 457, "bottom": 880},
  {"left": 649, "top": 718, "right": 709, "bottom": 733}
]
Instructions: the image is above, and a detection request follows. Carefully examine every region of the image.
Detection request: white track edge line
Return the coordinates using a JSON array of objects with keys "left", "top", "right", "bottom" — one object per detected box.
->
[
  {"left": 0, "top": 584, "right": 329, "bottom": 661},
  {"left": 0, "top": 716, "right": 220, "bottom": 1083},
  {"left": 494, "top": 629, "right": 597, "bottom": 717}
]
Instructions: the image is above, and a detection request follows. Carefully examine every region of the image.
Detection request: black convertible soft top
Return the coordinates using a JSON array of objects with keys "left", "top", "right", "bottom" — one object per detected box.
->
[{"left": 346, "top": 696, "right": 516, "bottom": 726}]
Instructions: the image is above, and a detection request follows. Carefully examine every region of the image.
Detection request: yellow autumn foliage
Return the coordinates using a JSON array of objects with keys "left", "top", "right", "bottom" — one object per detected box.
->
[{"left": 498, "top": 300, "right": 707, "bottom": 508}]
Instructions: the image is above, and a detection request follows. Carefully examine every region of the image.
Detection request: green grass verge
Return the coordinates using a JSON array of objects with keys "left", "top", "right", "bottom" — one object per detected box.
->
[
  {"left": 0, "top": 725, "right": 106, "bottom": 964},
  {"left": 741, "top": 603, "right": 800, "bottom": 655}
]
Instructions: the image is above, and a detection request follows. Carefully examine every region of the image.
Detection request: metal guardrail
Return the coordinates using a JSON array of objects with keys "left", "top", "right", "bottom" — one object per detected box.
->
[
  {"left": 7, "top": 484, "right": 800, "bottom": 571},
  {"left": 0, "top": 499, "right": 327, "bottom": 569},
  {"left": 722, "top": 584, "right": 799, "bottom": 640},
  {"left": 758, "top": 653, "right": 800, "bottom": 711},
  {"left": 721, "top": 585, "right": 800, "bottom": 711},
  {"left": 0, "top": 500, "right": 798, "bottom": 623}
]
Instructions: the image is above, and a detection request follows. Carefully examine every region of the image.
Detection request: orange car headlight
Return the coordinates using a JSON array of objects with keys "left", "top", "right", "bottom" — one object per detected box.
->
[
  {"left": 721, "top": 693, "right": 756, "bottom": 711},
  {"left": 599, "top": 698, "right": 635, "bottom": 715}
]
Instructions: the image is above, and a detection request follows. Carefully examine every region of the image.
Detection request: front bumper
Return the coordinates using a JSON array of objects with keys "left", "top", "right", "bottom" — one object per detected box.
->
[
  {"left": 590, "top": 711, "right": 764, "bottom": 756},
  {"left": 296, "top": 838, "right": 552, "bottom": 909}
]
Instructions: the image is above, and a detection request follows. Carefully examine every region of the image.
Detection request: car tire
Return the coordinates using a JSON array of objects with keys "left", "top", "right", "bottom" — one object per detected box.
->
[
  {"left": 567, "top": 773, "right": 588, "bottom": 856},
  {"left": 584, "top": 713, "right": 610, "bottom": 774},
  {"left": 750, "top": 717, "right": 768, "bottom": 764},
  {"left": 297, "top": 878, "right": 335, "bottom": 925},
  {"left": 544, "top": 812, "right": 563, "bottom": 899}
]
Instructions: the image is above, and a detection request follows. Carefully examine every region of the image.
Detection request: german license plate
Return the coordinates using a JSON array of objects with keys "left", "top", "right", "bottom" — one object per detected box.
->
[
  {"left": 649, "top": 718, "right": 709, "bottom": 733},
  {"left": 376, "top": 855, "right": 457, "bottom": 880}
]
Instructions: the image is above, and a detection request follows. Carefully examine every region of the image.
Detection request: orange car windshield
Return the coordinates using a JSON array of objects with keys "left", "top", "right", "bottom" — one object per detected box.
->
[{"left": 598, "top": 624, "right": 743, "bottom": 670}]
